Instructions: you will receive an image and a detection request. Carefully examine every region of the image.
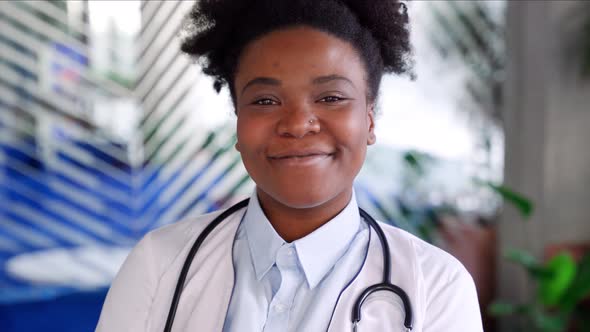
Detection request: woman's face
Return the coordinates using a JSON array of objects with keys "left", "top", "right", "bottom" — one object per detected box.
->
[{"left": 234, "top": 26, "right": 376, "bottom": 210}]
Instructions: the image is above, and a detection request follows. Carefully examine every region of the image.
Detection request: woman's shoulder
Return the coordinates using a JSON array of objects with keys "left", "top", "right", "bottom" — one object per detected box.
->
[
  {"left": 132, "top": 210, "right": 227, "bottom": 271},
  {"left": 148, "top": 210, "right": 225, "bottom": 245}
]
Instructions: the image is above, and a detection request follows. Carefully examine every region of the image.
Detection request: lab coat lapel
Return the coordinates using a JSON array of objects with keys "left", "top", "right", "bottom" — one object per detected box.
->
[{"left": 165, "top": 210, "right": 243, "bottom": 332}]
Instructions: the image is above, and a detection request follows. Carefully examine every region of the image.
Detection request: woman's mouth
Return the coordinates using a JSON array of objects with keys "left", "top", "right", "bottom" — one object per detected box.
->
[{"left": 268, "top": 152, "right": 334, "bottom": 167}]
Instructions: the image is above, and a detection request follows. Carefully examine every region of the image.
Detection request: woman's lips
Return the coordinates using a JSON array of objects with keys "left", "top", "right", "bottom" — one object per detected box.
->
[{"left": 268, "top": 153, "right": 333, "bottom": 167}]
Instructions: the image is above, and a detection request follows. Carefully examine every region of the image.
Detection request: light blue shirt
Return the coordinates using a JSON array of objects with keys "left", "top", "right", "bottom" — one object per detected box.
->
[{"left": 223, "top": 190, "right": 370, "bottom": 332}]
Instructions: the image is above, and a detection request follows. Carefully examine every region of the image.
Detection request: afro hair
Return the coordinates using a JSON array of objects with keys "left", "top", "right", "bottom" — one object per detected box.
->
[{"left": 180, "top": 0, "right": 413, "bottom": 103}]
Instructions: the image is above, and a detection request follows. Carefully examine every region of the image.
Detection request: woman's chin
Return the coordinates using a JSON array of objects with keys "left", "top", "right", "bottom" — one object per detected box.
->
[
  {"left": 276, "top": 195, "right": 328, "bottom": 210},
  {"left": 260, "top": 187, "right": 343, "bottom": 211}
]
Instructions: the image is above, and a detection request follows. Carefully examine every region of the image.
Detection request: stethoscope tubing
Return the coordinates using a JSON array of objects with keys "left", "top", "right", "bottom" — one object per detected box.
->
[
  {"left": 163, "top": 198, "right": 413, "bottom": 332},
  {"left": 163, "top": 198, "right": 250, "bottom": 332},
  {"left": 355, "top": 208, "right": 413, "bottom": 330}
]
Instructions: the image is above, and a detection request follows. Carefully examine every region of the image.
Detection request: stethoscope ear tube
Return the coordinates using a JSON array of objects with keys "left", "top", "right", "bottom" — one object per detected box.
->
[{"left": 163, "top": 198, "right": 250, "bottom": 332}]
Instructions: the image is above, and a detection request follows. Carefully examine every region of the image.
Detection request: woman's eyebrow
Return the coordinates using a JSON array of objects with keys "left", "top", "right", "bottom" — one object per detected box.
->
[
  {"left": 241, "top": 77, "right": 281, "bottom": 95},
  {"left": 312, "top": 74, "right": 356, "bottom": 89}
]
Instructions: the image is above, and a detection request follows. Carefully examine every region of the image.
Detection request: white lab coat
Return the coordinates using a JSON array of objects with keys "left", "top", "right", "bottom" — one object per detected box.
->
[{"left": 96, "top": 207, "right": 483, "bottom": 332}]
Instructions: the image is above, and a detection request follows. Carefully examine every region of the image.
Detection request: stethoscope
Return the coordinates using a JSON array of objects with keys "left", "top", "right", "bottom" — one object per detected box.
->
[{"left": 163, "top": 198, "right": 413, "bottom": 332}]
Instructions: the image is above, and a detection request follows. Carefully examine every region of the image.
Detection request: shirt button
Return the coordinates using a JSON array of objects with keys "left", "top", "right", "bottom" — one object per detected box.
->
[{"left": 274, "top": 303, "right": 287, "bottom": 313}]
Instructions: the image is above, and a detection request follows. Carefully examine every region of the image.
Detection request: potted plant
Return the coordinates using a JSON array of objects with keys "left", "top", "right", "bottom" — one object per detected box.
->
[{"left": 489, "top": 250, "right": 590, "bottom": 332}]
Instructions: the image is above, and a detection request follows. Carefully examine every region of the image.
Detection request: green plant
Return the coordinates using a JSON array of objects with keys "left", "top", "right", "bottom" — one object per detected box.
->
[
  {"left": 475, "top": 176, "right": 590, "bottom": 331},
  {"left": 489, "top": 250, "right": 590, "bottom": 332},
  {"left": 398, "top": 152, "right": 534, "bottom": 241},
  {"left": 473, "top": 178, "right": 534, "bottom": 219},
  {"left": 393, "top": 150, "right": 439, "bottom": 242},
  {"left": 426, "top": 0, "right": 506, "bottom": 127}
]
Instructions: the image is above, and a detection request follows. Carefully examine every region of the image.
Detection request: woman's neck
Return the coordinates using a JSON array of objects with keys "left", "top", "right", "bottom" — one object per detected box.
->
[{"left": 256, "top": 188, "right": 353, "bottom": 243}]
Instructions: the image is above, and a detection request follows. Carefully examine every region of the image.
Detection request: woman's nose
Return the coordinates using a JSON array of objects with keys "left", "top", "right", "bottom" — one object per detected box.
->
[{"left": 276, "top": 106, "right": 320, "bottom": 138}]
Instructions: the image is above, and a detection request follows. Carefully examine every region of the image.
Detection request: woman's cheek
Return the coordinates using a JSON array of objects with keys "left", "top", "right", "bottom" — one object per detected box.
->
[{"left": 236, "top": 116, "right": 266, "bottom": 156}]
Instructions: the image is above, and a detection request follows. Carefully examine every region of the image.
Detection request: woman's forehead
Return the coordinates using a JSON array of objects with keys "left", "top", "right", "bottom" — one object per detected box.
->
[{"left": 234, "top": 27, "right": 367, "bottom": 90}]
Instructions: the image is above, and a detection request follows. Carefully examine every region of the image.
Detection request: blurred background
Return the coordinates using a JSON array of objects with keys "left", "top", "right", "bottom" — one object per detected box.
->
[{"left": 0, "top": 1, "right": 589, "bottom": 331}]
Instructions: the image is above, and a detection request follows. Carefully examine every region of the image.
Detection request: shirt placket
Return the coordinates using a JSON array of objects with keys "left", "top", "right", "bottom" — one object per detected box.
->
[{"left": 263, "top": 244, "right": 302, "bottom": 332}]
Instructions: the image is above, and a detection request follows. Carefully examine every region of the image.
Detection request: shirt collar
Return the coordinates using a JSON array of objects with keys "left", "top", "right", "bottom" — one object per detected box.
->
[
  {"left": 243, "top": 191, "right": 286, "bottom": 280},
  {"left": 294, "top": 191, "right": 360, "bottom": 289},
  {"left": 243, "top": 188, "right": 361, "bottom": 289}
]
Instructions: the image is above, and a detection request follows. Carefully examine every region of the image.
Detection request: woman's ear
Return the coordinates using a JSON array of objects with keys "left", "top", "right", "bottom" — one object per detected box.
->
[
  {"left": 235, "top": 141, "right": 241, "bottom": 152},
  {"left": 367, "top": 104, "right": 376, "bottom": 145}
]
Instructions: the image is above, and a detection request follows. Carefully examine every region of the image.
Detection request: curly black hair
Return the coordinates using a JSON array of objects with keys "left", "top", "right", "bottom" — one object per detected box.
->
[{"left": 180, "top": 0, "right": 413, "bottom": 104}]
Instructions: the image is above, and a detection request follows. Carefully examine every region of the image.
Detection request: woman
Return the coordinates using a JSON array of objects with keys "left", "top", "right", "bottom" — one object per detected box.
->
[{"left": 96, "top": 0, "right": 483, "bottom": 331}]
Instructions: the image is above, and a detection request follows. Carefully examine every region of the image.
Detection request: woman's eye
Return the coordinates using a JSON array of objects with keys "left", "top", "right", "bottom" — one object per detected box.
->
[
  {"left": 319, "top": 96, "right": 345, "bottom": 103},
  {"left": 253, "top": 98, "right": 278, "bottom": 106}
]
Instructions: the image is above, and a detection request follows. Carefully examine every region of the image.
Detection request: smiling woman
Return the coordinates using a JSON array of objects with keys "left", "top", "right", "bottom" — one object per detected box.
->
[
  {"left": 234, "top": 27, "right": 376, "bottom": 241},
  {"left": 95, "top": 1, "right": 483, "bottom": 332}
]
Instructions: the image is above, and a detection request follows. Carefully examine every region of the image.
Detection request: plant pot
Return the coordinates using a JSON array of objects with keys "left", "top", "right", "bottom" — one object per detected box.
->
[
  {"left": 544, "top": 243, "right": 590, "bottom": 262},
  {"left": 437, "top": 215, "right": 497, "bottom": 331}
]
